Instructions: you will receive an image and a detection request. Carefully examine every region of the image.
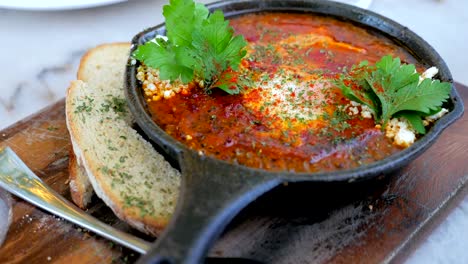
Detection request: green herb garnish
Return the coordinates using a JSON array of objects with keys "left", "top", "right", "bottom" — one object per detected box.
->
[
  {"left": 133, "top": 0, "right": 247, "bottom": 94},
  {"left": 336, "top": 55, "right": 451, "bottom": 134}
]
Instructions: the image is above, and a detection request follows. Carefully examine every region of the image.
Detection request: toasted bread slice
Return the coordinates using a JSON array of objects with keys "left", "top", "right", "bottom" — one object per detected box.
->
[
  {"left": 69, "top": 43, "right": 134, "bottom": 209},
  {"left": 68, "top": 147, "right": 93, "bottom": 209},
  {"left": 77, "top": 43, "right": 133, "bottom": 93},
  {"left": 66, "top": 80, "right": 181, "bottom": 236},
  {"left": 66, "top": 43, "right": 181, "bottom": 235}
]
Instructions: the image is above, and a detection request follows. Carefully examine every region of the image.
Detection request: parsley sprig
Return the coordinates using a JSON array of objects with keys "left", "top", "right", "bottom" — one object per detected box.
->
[
  {"left": 336, "top": 56, "right": 451, "bottom": 134},
  {"left": 133, "top": 0, "right": 247, "bottom": 94}
]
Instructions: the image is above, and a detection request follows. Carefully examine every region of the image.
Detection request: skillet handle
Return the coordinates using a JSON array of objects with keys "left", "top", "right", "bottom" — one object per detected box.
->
[{"left": 138, "top": 150, "right": 281, "bottom": 264}]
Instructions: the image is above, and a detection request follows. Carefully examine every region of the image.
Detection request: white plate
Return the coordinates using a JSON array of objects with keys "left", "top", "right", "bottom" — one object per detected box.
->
[
  {"left": 0, "top": 0, "right": 371, "bottom": 12},
  {"left": 0, "top": 0, "right": 127, "bottom": 11}
]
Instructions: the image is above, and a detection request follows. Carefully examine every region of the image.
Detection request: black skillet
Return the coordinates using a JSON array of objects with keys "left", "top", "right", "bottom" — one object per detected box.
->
[{"left": 125, "top": 0, "right": 464, "bottom": 263}]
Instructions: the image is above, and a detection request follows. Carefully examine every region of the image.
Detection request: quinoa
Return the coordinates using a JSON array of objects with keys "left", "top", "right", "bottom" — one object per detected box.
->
[{"left": 136, "top": 65, "right": 196, "bottom": 102}]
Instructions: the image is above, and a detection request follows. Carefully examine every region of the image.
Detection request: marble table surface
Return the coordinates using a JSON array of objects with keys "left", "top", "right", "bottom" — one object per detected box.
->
[{"left": 0, "top": 0, "right": 466, "bottom": 263}]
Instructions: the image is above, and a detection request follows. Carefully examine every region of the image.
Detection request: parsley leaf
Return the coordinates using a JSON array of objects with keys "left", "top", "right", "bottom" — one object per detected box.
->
[
  {"left": 337, "top": 55, "right": 451, "bottom": 134},
  {"left": 190, "top": 10, "right": 247, "bottom": 93},
  {"left": 133, "top": 38, "right": 194, "bottom": 82},
  {"left": 133, "top": 0, "right": 247, "bottom": 94},
  {"left": 163, "top": 0, "right": 208, "bottom": 46}
]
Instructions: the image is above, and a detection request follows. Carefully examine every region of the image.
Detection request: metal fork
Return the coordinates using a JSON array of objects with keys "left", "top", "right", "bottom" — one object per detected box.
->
[
  {"left": 0, "top": 147, "right": 262, "bottom": 263},
  {"left": 0, "top": 187, "right": 11, "bottom": 247},
  {"left": 0, "top": 146, "right": 151, "bottom": 254}
]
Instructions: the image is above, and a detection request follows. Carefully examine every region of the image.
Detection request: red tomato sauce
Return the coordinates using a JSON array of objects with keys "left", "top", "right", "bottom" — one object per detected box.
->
[{"left": 147, "top": 12, "right": 422, "bottom": 173}]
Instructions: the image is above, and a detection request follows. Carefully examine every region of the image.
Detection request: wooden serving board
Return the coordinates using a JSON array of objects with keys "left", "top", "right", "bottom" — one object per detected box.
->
[{"left": 0, "top": 84, "right": 467, "bottom": 264}]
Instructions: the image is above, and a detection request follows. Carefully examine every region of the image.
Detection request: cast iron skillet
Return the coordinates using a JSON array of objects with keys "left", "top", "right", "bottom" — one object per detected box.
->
[{"left": 125, "top": 0, "right": 464, "bottom": 263}]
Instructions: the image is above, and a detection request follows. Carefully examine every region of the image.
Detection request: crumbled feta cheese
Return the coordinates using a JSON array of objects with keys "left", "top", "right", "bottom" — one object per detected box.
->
[
  {"left": 394, "top": 127, "right": 416, "bottom": 148},
  {"left": 422, "top": 67, "right": 439, "bottom": 79},
  {"left": 348, "top": 106, "right": 359, "bottom": 115},
  {"left": 361, "top": 105, "right": 373, "bottom": 119},
  {"left": 419, "top": 66, "right": 439, "bottom": 84},
  {"left": 385, "top": 118, "right": 416, "bottom": 148},
  {"left": 423, "top": 108, "right": 449, "bottom": 126},
  {"left": 346, "top": 101, "right": 373, "bottom": 119},
  {"left": 426, "top": 108, "right": 449, "bottom": 123}
]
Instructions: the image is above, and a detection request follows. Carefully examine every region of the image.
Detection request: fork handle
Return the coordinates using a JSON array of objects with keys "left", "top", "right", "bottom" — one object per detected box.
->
[{"left": 0, "top": 147, "right": 151, "bottom": 254}]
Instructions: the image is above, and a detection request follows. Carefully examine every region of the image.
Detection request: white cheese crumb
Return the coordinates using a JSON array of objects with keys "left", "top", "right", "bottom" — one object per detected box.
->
[
  {"left": 361, "top": 105, "right": 373, "bottom": 119},
  {"left": 422, "top": 66, "right": 439, "bottom": 79},
  {"left": 394, "top": 127, "right": 416, "bottom": 148},
  {"left": 419, "top": 66, "right": 439, "bottom": 84},
  {"left": 346, "top": 101, "right": 373, "bottom": 119},
  {"left": 348, "top": 106, "right": 359, "bottom": 115},
  {"left": 423, "top": 108, "right": 449, "bottom": 126},
  {"left": 385, "top": 118, "right": 416, "bottom": 148}
]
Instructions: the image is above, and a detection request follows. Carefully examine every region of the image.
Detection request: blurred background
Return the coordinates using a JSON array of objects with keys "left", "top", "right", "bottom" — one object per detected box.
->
[{"left": 0, "top": 0, "right": 466, "bottom": 263}]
